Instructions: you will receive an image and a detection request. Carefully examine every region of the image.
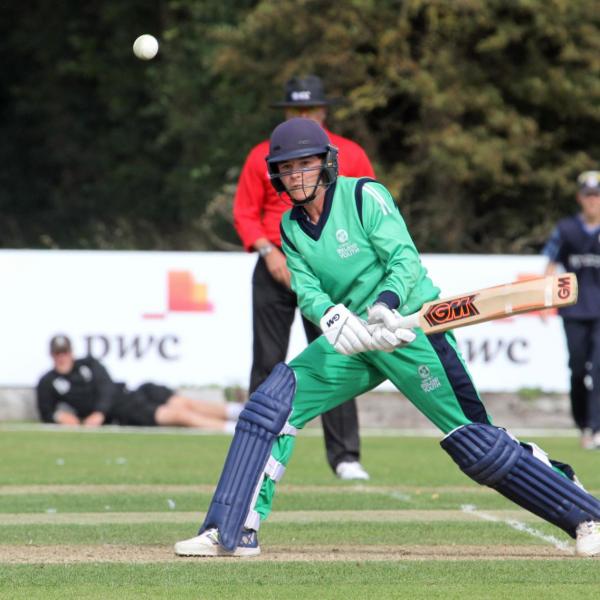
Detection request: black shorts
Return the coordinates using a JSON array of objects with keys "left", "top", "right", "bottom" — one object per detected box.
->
[{"left": 112, "top": 383, "right": 174, "bottom": 426}]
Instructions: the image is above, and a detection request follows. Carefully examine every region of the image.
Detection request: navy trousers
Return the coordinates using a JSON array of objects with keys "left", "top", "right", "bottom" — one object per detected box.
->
[{"left": 563, "top": 318, "right": 600, "bottom": 433}]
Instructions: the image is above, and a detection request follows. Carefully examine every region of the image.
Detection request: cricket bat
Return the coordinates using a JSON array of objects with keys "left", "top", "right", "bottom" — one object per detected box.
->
[{"left": 398, "top": 273, "right": 578, "bottom": 334}]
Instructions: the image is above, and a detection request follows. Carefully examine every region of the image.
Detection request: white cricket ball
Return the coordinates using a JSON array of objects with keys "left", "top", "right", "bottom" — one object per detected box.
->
[{"left": 133, "top": 34, "right": 159, "bottom": 60}]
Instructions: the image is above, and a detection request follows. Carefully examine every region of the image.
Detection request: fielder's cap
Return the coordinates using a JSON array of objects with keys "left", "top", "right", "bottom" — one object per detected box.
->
[
  {"left": 266, "top": 118, "right": 331, "bottom": 164},
  {"left": 577, "top": 171, "right": 600, "bottom": 195},
  {"left": 49, "top": 334, "right": 72, "bottom": 354},
  {"left": 270, "top": 75, "right": 339, "bottom": 108}
]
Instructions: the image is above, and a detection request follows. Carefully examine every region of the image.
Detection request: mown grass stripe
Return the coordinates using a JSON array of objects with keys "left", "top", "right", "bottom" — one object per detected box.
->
[
  {"left": 0, "top": 424, "right": 581, "bottom": 438},
  {"left": 0, "top": 484, "right": 495, "bottom": 495},
  {"left": 3, "top": 484, "right": 596, "bottom": 495},
  {"left": 0, "top": 509, "right": 543, "bottom": 525}
]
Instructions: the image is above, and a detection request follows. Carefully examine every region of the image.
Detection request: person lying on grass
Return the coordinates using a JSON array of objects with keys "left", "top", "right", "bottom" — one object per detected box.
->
[{"left": 37, "top": 335, "right": 241, "bottom": 432}]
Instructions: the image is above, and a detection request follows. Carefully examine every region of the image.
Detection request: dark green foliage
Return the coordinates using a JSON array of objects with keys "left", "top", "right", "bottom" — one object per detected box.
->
[{"left": 1, "top": 0, "right": 599, "bottom": 251}]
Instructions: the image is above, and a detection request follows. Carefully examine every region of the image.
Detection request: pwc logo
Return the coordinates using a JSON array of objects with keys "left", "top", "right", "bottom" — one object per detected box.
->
[{"left": 143, "top": 271, "right": 214, "bottom": 319}]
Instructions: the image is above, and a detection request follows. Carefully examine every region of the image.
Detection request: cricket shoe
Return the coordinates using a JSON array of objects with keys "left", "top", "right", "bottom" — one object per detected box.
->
[
  {"left": 581, "top": 429, "right": 595, "bottom": 450},
  {"left": 174, "top": 527, "right": 260, "bottom": 557},
  {"left": 575, "top": 521, "right": 600, "bottom": 557},
  {"left": 335, "top": 461, "right": 370, "bottom": 481}
]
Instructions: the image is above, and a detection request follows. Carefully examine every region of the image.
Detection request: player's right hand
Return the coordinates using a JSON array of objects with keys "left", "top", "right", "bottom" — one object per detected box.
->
[
  {"left": 320, "top": 304, "right": 374, "bottom": 355},
  {"left": 367, "top": 303, "right": 404, "bottom": 329},
  {"left": 368, "top": 323, "right": 416, "bottom": 352},
  {"left": 367, "top": 302, "right": 416, "bottom": 351}
]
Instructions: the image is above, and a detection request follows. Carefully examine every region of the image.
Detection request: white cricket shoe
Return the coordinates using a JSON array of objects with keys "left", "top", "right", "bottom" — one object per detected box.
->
[
  {"left": 174, "top": 527, "right": 260, "bottom": 557},
  {"left": 575, "top": 521, "right": 600, "bottom": 557},
  {"left": 581, "top": 429, "right": 595, "bottom": 450},
  {"left": 335, "top": 461, "right": 370, "bottom": 481}
]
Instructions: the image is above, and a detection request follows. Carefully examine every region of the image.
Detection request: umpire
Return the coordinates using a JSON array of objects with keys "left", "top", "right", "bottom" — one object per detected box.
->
[{"left": 233, "top": 75, "right": 374, "bottom": 480}]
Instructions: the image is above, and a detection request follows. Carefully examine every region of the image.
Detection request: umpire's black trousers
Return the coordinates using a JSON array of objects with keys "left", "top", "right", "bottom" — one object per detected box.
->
[{"left": 250, "top": 257, "right": 361, "bottom": 472}]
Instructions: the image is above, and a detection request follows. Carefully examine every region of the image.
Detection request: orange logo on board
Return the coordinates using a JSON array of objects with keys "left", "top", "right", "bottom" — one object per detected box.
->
[
  {"left": 168, "top": 271, "right": 214, "bottom": 312},
  {"left": 142, "top": 270, "right": 214, "bottom": 319}
]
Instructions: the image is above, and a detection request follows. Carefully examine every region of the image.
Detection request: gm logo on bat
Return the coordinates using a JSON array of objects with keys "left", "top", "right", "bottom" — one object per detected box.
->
[
  {"left": 557, "top": 275, "right": 572, "bottom": 300},
  {"left": 424, "top": 295, "right": 480, "bottom": 327}
]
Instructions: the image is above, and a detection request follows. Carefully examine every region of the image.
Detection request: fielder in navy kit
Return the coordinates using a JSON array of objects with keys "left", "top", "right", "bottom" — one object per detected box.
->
[{"left": 544, "top": 171, "right": 600, "bottom": 448}]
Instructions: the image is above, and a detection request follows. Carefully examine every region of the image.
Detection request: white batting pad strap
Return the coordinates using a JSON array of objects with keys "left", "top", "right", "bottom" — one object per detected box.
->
[
  {"left": 244, "top": 471, "right": 266, "bottom": 532},
  {"left": 280, "top": 421, "right": 297, "bottom": 436},
  {"left": 265, "top": 456, "right": 286, "bottom": 482},
  {"left": 244, "top": 509, "right": 261, "bottom": 531},
  {"left": 243, "top": 457, "right": 286, "bottom": 531},
  {"left": 526, "top": 442, "right": 553, "bottom": 469}
]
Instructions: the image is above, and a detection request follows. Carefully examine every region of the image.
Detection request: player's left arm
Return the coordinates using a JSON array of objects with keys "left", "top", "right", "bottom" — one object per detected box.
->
[{"left": 361, "top": 181, "right": 422, "bottom": 309}]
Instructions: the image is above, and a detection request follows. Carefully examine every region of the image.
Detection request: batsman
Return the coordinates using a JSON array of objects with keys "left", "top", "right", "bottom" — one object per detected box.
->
[{"left": 175, "top": 118, "right": 600, "bottom": 558}]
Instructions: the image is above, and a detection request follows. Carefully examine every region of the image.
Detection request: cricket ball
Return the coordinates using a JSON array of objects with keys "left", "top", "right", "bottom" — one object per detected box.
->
[{"left": 133, "top": 34, "right": 159, "bottom": 60}]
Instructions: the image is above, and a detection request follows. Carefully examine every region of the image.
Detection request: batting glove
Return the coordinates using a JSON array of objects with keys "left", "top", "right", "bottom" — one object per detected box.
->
[
  {"left": 367, "top": 303, "right": 416, "bottom": 351},
  {"left": 320, "top": 304, "right": 374, "bottom": 355}
]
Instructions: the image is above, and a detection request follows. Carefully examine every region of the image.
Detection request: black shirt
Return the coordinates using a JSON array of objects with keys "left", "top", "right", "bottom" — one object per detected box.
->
[{"left": 36, "top": 357, "right": 119, "bottom": 423}]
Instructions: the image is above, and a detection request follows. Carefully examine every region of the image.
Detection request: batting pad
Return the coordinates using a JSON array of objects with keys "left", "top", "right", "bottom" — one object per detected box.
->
[
  {"left": 199, "top": 363, "right": 296, "bottom": 551},
  {"left": 441, "top": 423, "right": 600, "bottom": 538}
]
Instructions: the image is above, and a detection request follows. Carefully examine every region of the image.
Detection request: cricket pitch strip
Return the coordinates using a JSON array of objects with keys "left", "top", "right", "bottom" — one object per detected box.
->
[{"left": 0, "top": 543, "right": 573, "bottom": 564}]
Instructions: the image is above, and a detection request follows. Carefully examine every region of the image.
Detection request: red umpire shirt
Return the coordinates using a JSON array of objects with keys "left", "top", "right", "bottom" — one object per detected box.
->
[{"left": 233, "top": 128, "right": 375, "bottom": 250}]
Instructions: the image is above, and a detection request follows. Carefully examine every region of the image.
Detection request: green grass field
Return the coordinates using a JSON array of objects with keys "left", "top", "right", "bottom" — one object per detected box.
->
[{"left": 1, "top": 426, "right": 600, "bottom": 599}]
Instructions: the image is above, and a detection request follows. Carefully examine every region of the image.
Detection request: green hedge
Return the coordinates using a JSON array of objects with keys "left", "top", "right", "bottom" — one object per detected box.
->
[{"left": 1, "top": 0, "right": 599, "bottom": 252}]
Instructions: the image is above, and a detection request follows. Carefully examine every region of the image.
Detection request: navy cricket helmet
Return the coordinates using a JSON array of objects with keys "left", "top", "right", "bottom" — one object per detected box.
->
[{"left": 266, "top": 118, "right": 338, "bottom": 199}]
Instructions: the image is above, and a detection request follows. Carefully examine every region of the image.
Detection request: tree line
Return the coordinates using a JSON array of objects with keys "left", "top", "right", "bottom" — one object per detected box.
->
[{"left": 1, "top": 0, "right": 599, "bottom": 253}]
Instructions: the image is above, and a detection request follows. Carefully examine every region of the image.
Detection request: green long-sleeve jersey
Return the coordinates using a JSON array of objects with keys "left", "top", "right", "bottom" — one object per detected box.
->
[{"left": 280, "top": 176, "right": 440, "bottom": 325}]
